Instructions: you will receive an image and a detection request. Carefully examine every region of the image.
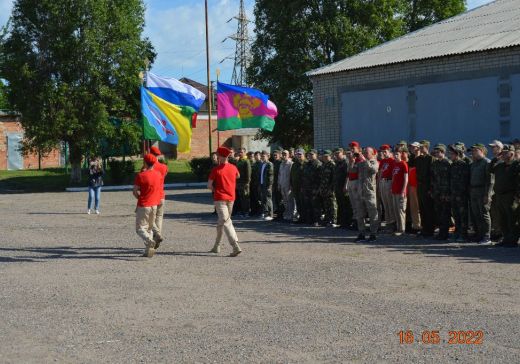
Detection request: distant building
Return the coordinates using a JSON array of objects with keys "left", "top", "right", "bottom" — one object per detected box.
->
[
  {"left": 0, "top": 111, "right": 61, "bottom": 170},
  {"left": 155, "top": 78, "right": 269, "bottom": 159},
  {"left": 307, "top": 0, "right": 520, "bottom": 149}
]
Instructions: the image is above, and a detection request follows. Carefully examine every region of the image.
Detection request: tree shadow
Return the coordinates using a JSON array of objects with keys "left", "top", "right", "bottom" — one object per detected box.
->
[{"left": 165, "top": 191, "right": 212, "bottom": 206}]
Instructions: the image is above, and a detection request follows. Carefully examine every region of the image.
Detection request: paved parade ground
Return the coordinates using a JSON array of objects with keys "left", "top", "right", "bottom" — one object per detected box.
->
[{"left": 1, "top": 188, "right": 519, "bottom": 363}]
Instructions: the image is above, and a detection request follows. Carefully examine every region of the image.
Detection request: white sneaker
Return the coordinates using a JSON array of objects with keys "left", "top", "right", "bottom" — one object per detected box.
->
[
  {"left": 478, "top": 239, "right": 493, "bottom": 246},
  {"left": 87, "top": 209, "right": 91, "bottom": 215},
  {"left": 95, "top": 210, "right": 100, "bottom": 215},
  {"left": 264, "top": 216, "right": 273, "bottom": 221}
]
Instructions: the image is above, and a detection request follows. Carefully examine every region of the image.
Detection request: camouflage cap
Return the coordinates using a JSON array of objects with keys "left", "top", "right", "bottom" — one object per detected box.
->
[
  {"left": 272, "top": 149, "right": 282, "bottom": 154},
  {"left": 455, "top": 141, "right": 466, "bottom": 151},
  {"left": 433, "top": 143, "right": 446, "bottom": 153},
  {"left": 501, "top": 144, "right": 515, "bottom": 153},
  {"left": 295, "top": 148, "right": 305, "bottom": 155},
  {"left": 420, "top": 140, "right": 430, "bottom": 147},
  {"left": 397, "top": 140, "right": 407, "bottom": 145},
  {"left": 470, "top": 143, "right": 486, "bottom": 152},
  {"left": 308, "top": 149, "right": 317, "bottom": 155},
  {"left": 333, "top": 147, "right": 344, "bottom": 153},
  {"left": 323, "top": 149, "right": 332, "bottom": 156},
  {"left": 449, "top": 144, "right": 464, "bottom": 154}
]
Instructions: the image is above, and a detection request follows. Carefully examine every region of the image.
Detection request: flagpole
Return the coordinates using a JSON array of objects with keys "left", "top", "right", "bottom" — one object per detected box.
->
[
  {"left": 216, "top": 69, "right": 221, "bottom": 147},
  {"left": 205, "top": 0, "right": 213, "bottom": 155}
]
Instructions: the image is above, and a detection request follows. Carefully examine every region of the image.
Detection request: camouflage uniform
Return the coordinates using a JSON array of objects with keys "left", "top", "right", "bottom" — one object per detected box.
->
[
  {"left": 319, "top": 155, "right": 337, "bottom": 225},
  {"left": 357, "top": 158, "right": 379, "bottom": 235},
  {"left": 290, "top": 157, "right": 305, "bottom": 222},
  {"left": 449, "top": 158, "right": 470, "bottom": 239},
  {"left": 302, "top": 156, "right": 322, "bottom": 224},
  {"left": 469, "top": 150, "right": 493, "bottom": 242},
  {"left": 236, "top": 158, "right": 251, "bottom": 216},
  {"left": 415, "top": 151, "right": 435, "bottom": 236},
  {"left": 334, "top": 155, "right": 352, "bottom": 227},
  {"left": 490, "top": 153, "right": 520, "bottom": 244},
  {"left": 250, "top": 160, "right": 262, "bottom": 215},
  {"left": 431, "top": 146, "right": 451, "bottom": 239}
]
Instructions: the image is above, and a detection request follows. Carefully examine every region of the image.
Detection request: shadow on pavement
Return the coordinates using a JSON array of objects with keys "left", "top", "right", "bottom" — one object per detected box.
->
[{"left": 0, "top": 246, "right": 143, "bottom": 263}]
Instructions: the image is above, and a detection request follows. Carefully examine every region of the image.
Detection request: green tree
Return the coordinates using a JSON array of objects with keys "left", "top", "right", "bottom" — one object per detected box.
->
[
  {"left": 0, "top": 81, "right": 8, "bottom": 110},
  {"left": 0, "top": 0, "right": 155, "bottom": 182},
  {"left": 248, "top": 0, "right": 465, "bottom": 146},
  {"left": 405, "top": 0, "right": 466, "bottom": 31}
]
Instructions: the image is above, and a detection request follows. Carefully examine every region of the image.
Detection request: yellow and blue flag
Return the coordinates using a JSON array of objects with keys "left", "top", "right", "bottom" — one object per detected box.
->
[{"left": 141, "top": 73, "right": 206, "bottom": 153}]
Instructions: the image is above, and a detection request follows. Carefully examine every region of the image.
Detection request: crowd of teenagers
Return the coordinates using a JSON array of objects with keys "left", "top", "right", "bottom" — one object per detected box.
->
[{"left": 214, "top": 138, "right": 520, "bottom": 248}]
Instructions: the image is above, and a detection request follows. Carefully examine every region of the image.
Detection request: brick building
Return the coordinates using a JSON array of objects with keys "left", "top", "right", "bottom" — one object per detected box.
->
[
  {"left": 0, "top": 111, "right": 61, "bottom": 170},
  {"left": 307, "top": 0, "right": 520, "bottom": 149},
  {"left": 156, "top": 78, "right": 269, "bottom": 159}
]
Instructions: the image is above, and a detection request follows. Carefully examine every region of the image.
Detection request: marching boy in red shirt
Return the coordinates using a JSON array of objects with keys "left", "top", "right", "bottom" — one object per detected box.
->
[
  {"left": 133, "top": 153, "right": 163, "bottom": 258},
  {"left": 208, "top": 147, "right": 242, "bottom": 257},
  {"left": 391, "top": 150, "right": 409, "bottom": 236},
  {"left": 149, "top": 146, "right": 168, "bottom": 249}
]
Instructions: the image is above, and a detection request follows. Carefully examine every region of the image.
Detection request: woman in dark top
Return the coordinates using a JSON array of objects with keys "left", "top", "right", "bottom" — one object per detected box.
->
[{"left": 87, "top": 156, "right": 104, "bottom": 214}]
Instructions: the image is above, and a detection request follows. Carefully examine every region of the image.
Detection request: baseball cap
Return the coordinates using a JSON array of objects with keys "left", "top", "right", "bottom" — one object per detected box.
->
[
  {"left": 349, "top": 141, "right": 360, "bottom": 148},
  {"left": 144, "top": 153, "right": 157, "bottom": 166},
  {"left": 379, "top": 144, "right": 391, "bottom": 151},
  {"left": 488, "top": 140, "right": 504, "bottom": 149},
  {"left": 295, "top": 148, "right": 305, "bottom": 155},
  {"left": 323, "top": 149, "right": 332, "bottom": 156},
  {"left": 309, "top": 149, "right": 317, "bottom": 155},
  {"left": 333, "top": 147, "right": 344, "bottom": 153},
  {"left": 433, "top": 143, "right": 446, "bottom": 153},
  {"left": 501, "top": 144, "right": 514, "bottom": 153},
  {"left": 470, "top": 143, "right": 486, "bottom": 152},
  {"left": 149, "top": 146, "right": 162, "bottom": 156},
  {"left": 419, "top": 140, "right": 430, "bottom": 147},
  {"left": 410, "top": 142, "right": 421, "bottom": 148}
]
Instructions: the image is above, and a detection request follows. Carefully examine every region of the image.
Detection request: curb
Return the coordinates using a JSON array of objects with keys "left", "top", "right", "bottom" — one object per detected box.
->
[{"left": 66, "top": 182, "right": 206, "bottom": 192}]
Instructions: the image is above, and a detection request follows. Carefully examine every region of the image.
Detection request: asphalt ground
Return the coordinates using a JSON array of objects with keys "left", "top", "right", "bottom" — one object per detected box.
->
[{"left": 0, "top": 188, "right": 519, "bottom": 363}]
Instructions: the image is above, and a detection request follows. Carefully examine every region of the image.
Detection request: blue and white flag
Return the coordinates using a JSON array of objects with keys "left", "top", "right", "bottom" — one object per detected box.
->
[{"left": 146, "top": 72, "right": 206, "bottom": 111}]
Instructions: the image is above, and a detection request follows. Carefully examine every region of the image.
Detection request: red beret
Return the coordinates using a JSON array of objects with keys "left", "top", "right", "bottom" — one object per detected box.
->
[
  {"left": 379, "top": 144, "right": 391, "bottom": 151},
  {"left": 349, "top": 141, "right": 360, "bottom": 148},
  {"left": 144, "top": 153, "right": 157, "bottom": 166},
  {"left": 217, "top": 146, "right": 232, "bottom": 157},
  {"left": 149, "top": 146, "right": 162, "bottom": 156}
]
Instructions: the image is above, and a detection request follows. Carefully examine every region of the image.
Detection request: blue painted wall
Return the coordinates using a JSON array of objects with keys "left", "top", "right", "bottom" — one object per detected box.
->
[{"left": 340, "top": 74, "right": 519, "bottom": 148}]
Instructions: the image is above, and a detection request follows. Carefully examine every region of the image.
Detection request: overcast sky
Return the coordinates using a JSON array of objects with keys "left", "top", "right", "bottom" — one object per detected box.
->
[{"left": 0, "top": 0, "right": 495, "bottom": 85}]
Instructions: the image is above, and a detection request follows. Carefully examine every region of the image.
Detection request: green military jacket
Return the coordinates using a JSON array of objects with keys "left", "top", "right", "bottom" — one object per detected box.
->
[
  {"left": 490, "top": 160, "right": 520, "bottom": 195},
  {"left": 302, "top": 159, "right": 322, "bottom": 191},
  {"left": 251, "top": 161, "right": 261, "bottom": 188},
  {"left": 334, "top": 158, "right": 348, "bottom": 192},
  {"left": 469, "top": 157, "right": 493, "bottom": 199},
  {"left": 449, "top": 159, "right": 470, "bottom": 198},
  {"left": 260, "top": 161, "right": 274, "bottom": 188},
  {"left": 431, "top": 158, "right": 451, "bottom": 198},
  {"left": 236, "top": 158, "right": 251, "bottom": 185},
  {"left": 415, "top": 154, "right": 434, "bottom": 191},
  {"left": 290, "top": 159, "right": 305, "bottom": 194},
  {"left": 319, "top": 160, "right": 336, "bottom": 196},
  {"left": 273, "top": 159, "right": 282, "bottom": 190}
]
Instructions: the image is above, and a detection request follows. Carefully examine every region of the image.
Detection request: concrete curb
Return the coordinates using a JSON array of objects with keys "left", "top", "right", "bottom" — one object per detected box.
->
[{"left": 66, "top": 182, "right": 206, "bottom": 192}]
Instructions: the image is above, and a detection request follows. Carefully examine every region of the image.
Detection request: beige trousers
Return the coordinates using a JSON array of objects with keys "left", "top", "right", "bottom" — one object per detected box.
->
[
  {"left": 379, "top": 179, "right": 395, "bottom": 225},
  {"left": 347, "top": 180, "right": 361, "bottom": 219},
  {"left": 215, "top": 200, "right": 239, "bottom": 247},
  {"left": 392, "top": 194, "right": 407, "bottom": 233},
  {"left": 408, "top": 186, "right": 421, "bottom": 230},
  {"left": 136, "top": 206, "right": 159, "bottom": 247},
  {"left": 154, "top": 199, "right": 165, "bottom": 235}
]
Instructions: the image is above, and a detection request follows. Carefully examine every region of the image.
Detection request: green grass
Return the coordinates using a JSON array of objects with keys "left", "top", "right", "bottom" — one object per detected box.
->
[{"left": 0, "top": 159, "right": 197, "bottom": 193}]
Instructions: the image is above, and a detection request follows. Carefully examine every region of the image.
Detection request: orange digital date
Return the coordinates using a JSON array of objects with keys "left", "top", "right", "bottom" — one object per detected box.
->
[{"left": 398, "top": 330, "right": 484, "bottom": 345}]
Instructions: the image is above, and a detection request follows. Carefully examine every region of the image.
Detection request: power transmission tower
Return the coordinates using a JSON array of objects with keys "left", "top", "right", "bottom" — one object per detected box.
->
[{"left": 223, "top": 0, "right": 251, "bottom": 86}]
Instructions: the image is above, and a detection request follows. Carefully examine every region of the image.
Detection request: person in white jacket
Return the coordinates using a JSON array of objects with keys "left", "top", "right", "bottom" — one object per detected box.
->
[{"left": 278, "top": 150, "right": 295, "bottom": 221}]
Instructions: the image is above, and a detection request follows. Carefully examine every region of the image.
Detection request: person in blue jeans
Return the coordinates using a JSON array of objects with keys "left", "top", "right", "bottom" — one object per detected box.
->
[{"left": 87, "top": 157, "right": 104, "bottom": 214}]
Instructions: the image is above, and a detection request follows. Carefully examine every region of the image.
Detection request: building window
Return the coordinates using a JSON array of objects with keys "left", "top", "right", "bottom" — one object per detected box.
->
[{"left": 500, "top": 120, "right": 511, "bottom": 138}]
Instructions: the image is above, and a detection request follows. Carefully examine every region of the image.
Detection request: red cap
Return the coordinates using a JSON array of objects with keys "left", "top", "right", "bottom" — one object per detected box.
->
[
  {"left": 349, "top": 141, "right": 360, "bottom": 148},
  {"left": 217, "top": 146, "right": 232, "bottom": 158},
  {"left": 149, "top": 146, "right": 162, "bottom": 156},
  {"left": 144, "top": 153, "right": 157, "bottom": 166},
  {"left": 379, "top": 144, "right": 391, "bottom": 151}
]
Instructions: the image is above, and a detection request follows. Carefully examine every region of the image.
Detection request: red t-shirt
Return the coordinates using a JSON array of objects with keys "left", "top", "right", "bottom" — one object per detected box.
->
[
  {"left": 348, "top": 156, "right": 363, "bottom": 180},
  {"left": 408, "top": 167, "right": 417, "bottom": 188},
  {"left": 379, "top": 158, "right": 395, "bottom": 180},
  {"left": 209, "top": 163, "right": 239, "bottom": 201},
  {"left": 391, "top": 161, "right": 409, "bottom": 195},
  {"left": 153, "top": 162, "right": 168, "bottom": 199},
  {"left": 134, "top": 169, "right": 163, "bottom": 207}
]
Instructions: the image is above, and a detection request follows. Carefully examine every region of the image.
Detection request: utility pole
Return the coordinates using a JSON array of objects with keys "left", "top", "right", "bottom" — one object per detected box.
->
[
  {"left": 225, "top": 0, "right": 251, "bottom": 86},
  {"left": 205, "top": 0, "right": 213, "bottom": 154}
]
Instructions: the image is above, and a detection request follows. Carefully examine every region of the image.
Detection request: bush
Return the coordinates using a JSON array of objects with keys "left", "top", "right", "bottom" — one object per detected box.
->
[
  {"left": 189, "top": 157, "right": 212, "bottom": 182},
  {"left": 108, "top": 159, "right": 135, "bottom": 184}
]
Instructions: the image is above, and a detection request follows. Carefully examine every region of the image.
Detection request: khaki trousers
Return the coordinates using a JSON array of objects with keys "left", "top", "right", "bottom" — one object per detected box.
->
[
  {"left": 154, "top": 199, "right": 165, "bottom": 235},
  {"left": 347, "top": 180, "right": 361, "bottom": 219},
  {"left": 392, "top": 194, "right": 407, "bottom": 233},
  {"left": 408, "top": 186, "right": 421, "bottom": 230},
  {"left": 215, "top": 200, "right": 239, "bottom": 247},
  {"left": 357, "top": 193, "right": 379, "bottom": 234},
  {"left": 379, "top": 179, "right": 395, "bottom": 225},
  {"left": 136, "top": 206, "right": 159, "bottom": 247}
]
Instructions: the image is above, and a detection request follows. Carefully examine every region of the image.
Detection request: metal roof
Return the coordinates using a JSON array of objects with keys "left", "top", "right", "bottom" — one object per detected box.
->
[{"left": 307, "top": 0, "right": 520, "bottom": 77}]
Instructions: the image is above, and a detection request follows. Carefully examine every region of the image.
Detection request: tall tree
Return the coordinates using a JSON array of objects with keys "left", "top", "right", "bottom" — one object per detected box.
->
[
  {"left": 248, "top": 0, "right": 465, "bottom": 146},
  {"left": 0, "top": 82, "right": 8, "bottom": 110},
  {"left": 0, "top": 0, "right": 155, "bottom": 181},
  {"left": 405, "top": 0, "right": 466, "bottom": 31}
]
